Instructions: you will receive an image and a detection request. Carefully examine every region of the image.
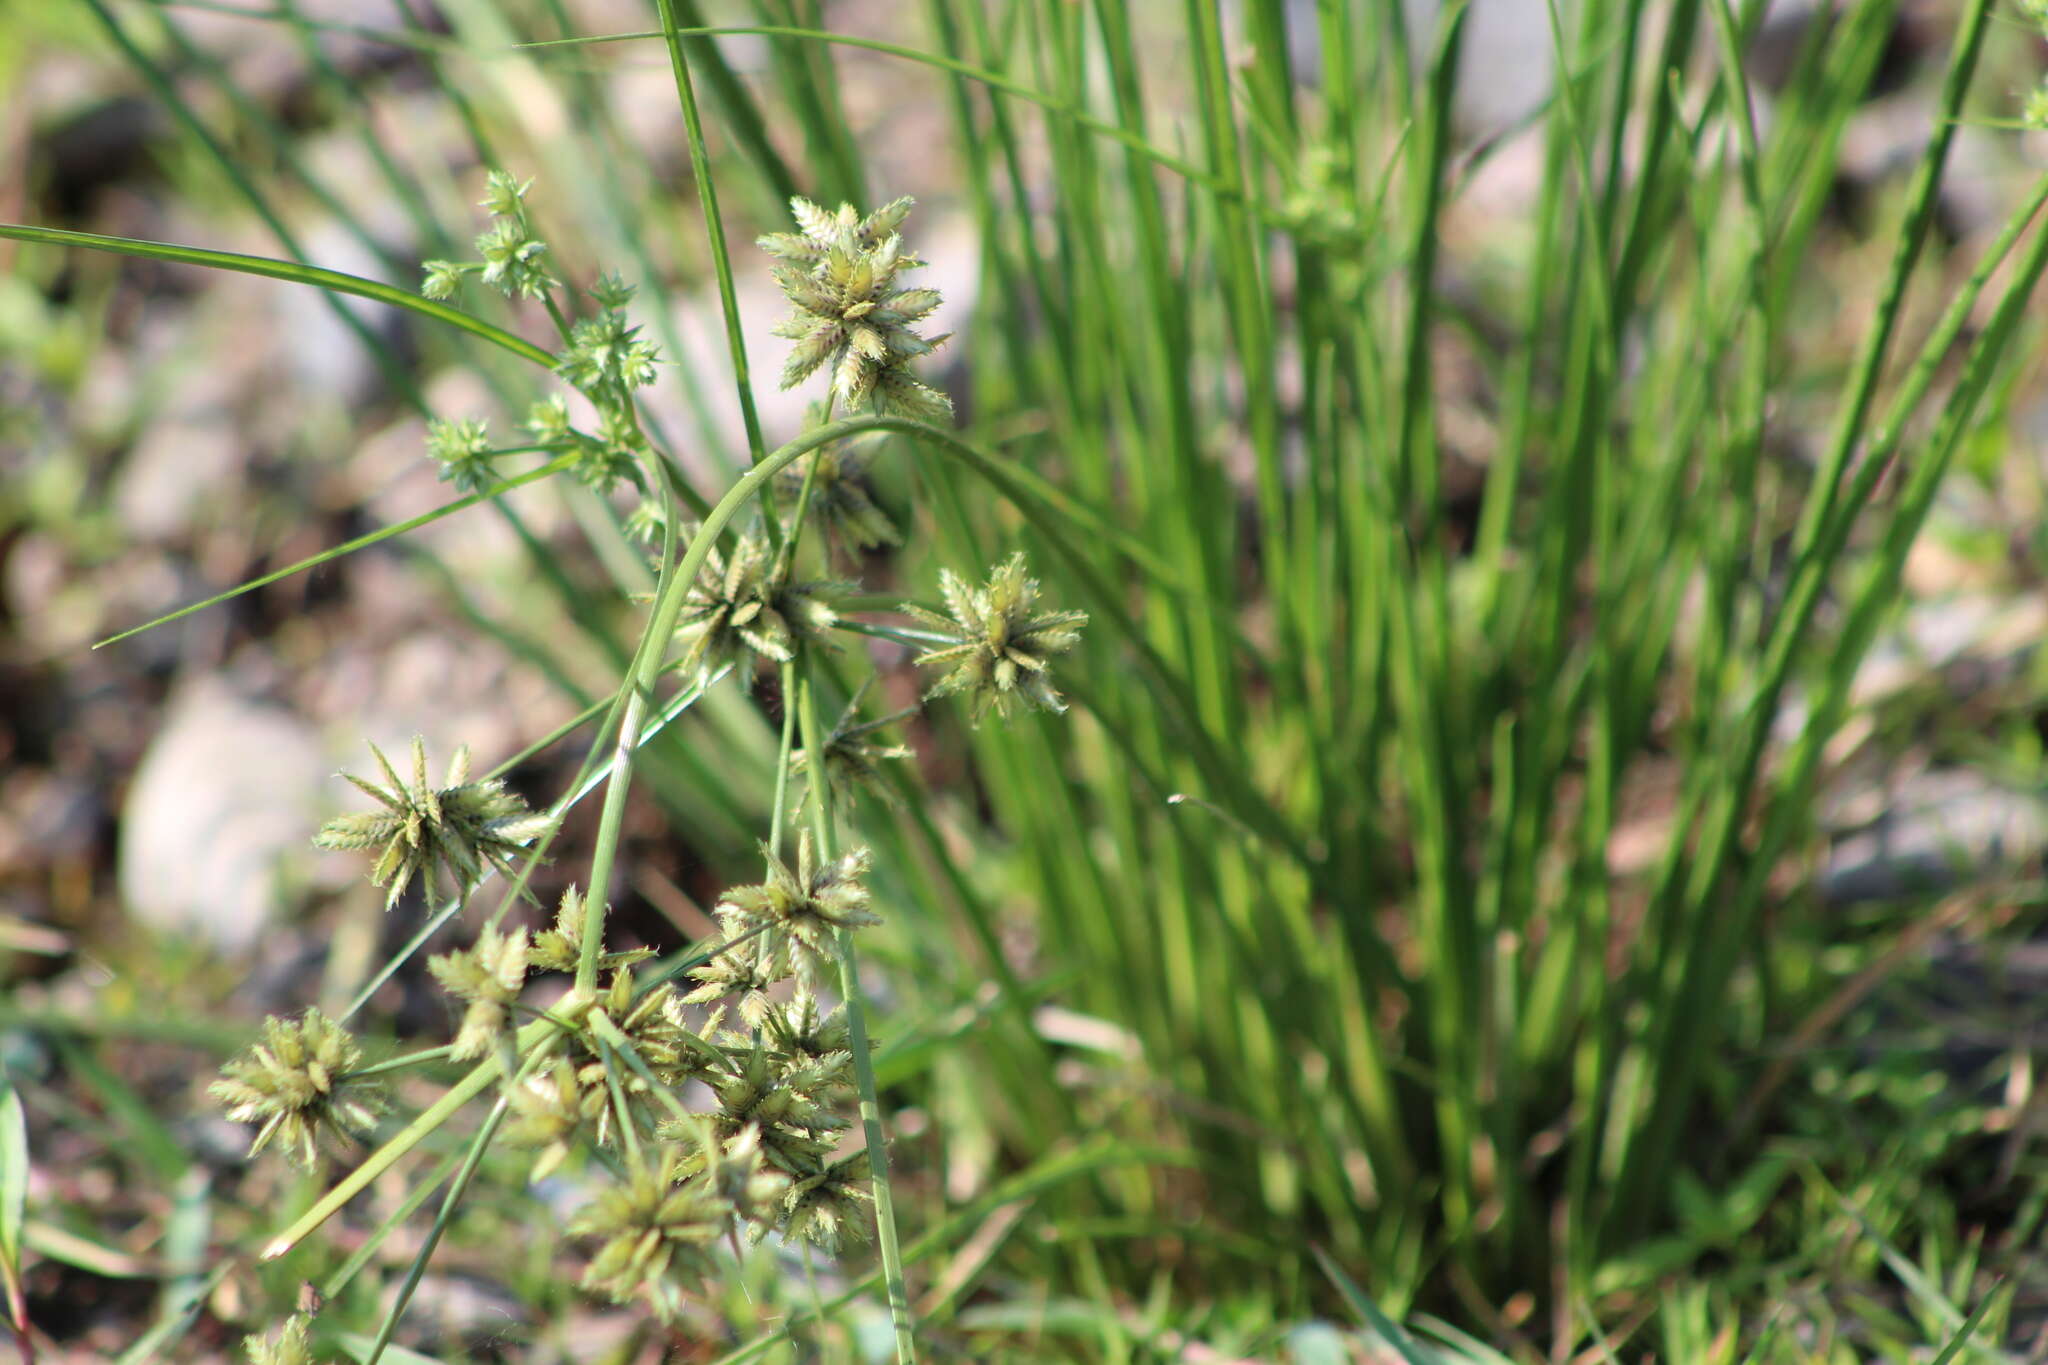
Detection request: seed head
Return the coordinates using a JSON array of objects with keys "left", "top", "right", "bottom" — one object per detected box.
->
[
  {"left": 427, "top": 924, "right": 530, "bottom": 1060},
  {"left": 556, "top": 309, "right": 661, "bottom": 395},
  {"left": 419, "top": 260, "right": 465, "bottom": 301},
  {"left": 579, "top": 405, "right": 649, "bottom": 495},
  {"left": 548, "top": 967, "right": 712, "bottom": 1146},
  {"left": 503, "top": 1058, "right": 601, "bottom": 1183},
  {"left": 691, "top": 1037, "right": 842, "bottom": 1176},
  {"left": 313, "top": 738, "right": 554, "bottom": 911},
  {"left": 425, "top": 416, "right": 496, "bottom": 494},
  {"left": 525, "top": 393, "right": 573, "bottom": 446},
  {"left": 209, "top": 1010, "right": 387, "bottom": 1170},
  {"left": 777, "top": 413, "right": 902, "bottom": 550},
  {"left": 758, "top": 989, "right": 857, "bottom": 1110},
  {"left": 476, "top": 220, "right": 554, "bottom": 301},
  {"left": 568, "top": 1148, "right": 727, "bottom": 1306},
  {"left": 2026, "top": 81, "right": 2048, "bottom": 131},
  {"left": 762, "top": 196, "right": 953, "bottom": 423},
  {"left": 587, "top": 270, "right": 637, "bottom": 312},
  {"left": 790, "top": 681, "right": 914, "bottom": 812},
  {"left": 531, "top": 884, "right": 653, "bottom": 975},
  {"left": 673, "top": 533, "right": 845, "bottom": 685},
  {"left": 905, "top": 553, "right": 1088, "bottom": 724},
  {"left": 682, "top": 933, "right": 786, "bottom": 1028},
  {"left": 714, "top": 832, "right": 879, "bottom": 988},
  {"left": 778, "top": 1150, "right": 874, "bottom": 1252},
  {"left": 244, "top": 1316, "right": 323, "bottom": 1365},
  {"left": 478, "top": 169, "right": 533, "bottom": 219}
]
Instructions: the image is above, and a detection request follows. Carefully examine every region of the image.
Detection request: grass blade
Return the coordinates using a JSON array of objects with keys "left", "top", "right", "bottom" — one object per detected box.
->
[
  {"left": 0, "top": 1073, "right": 26, "bottom": 1360},
  {"left": 0, "top": 223, "right": 555, "bottom": 369},
  {"left": 1310, "top": 1245, "right": 1433, "bottom": 1365},
  {"left": 93, "top": 454, "right": 577, "bottom": 649}
]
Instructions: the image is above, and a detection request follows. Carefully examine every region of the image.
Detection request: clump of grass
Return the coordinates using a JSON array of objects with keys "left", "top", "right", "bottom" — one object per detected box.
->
[{"left": 10, "top": 0, "right": 2048, "bottom": 1357}]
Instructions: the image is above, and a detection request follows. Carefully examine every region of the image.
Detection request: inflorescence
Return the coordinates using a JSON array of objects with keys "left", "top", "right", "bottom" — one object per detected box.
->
[{"left": 222, "top": 184, "right": 1087, "bottom": 1335}]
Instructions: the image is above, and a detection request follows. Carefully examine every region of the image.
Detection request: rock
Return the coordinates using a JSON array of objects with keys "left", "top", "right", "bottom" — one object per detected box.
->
[
  {"left": 118, "top": 680, "right": 328, "bottom": 953},
  {"left": 1822, "top": 768, "right": 2048, "bottom": 906},
  {"left": 113, "top": 416, "right": 240, "bottom": 542},
  {"left": 267, "top": 217, "right": 395, "bottom": 409}
]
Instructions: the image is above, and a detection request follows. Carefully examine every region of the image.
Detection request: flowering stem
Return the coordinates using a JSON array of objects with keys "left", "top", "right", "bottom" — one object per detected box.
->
[
  {"left": 570, "top": 412, "right": 1298, "bottom": 996},
  {"left": 574, "top": 419, "right": 865, "bottom": 1000},
  {"left": 261, "top": 1031, "right": 526, "bottom": 1260},
  {"left": 575, "top": 455, "right": 688, "bottom": 998},
  {"left": 542, "top": 290, "right": 575, "bottom": 344},
  {"left": 361, "top": 1090, "right": 517, "bottom": 1365},
  {"left": 649, "top": 0, "right": 780, "bottom": 551},
  {"left": 770, "top": 660, "right": 799, "bottom": 861},
  {"left": 775, "top": 394, "right": 836, "bottom": 580},
  {"left": 796, "top": 661, "right": 917, "bottom": 1364}
]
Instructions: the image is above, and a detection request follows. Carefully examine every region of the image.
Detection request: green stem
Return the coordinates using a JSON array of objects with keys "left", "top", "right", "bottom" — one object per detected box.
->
[
  {"left": 361, "top": 1091, "right": 517, "bottom": 1365},
  {"left": 522, "top": 25, "right": 1291, "bottom": 225},
  {"left": 770, "top": 660, "right": 800, "bottom": 861},
  {"left": 95, "top": 453, "right": 577, "bottom": 649},
  {"left": 650, "top": 0, "right": 778, "bottom": 545},
  {"left": 573, "top": 423, "right": 688, "bottom": 995},
  {"left": 776, "top": 378, "right": 837, "bottom": 583},
  {"left": 776, "top": 428, "right": 831, "bottom": 577},
  {"left": 795, "top": 665, "right": 916, "bottom": 1363},
  {"left": 260, "top": 1034, "right": 523, "bottom": 1260},
  {"left": 1788, "top": 0, "right": 1993, "bottom": 560}
]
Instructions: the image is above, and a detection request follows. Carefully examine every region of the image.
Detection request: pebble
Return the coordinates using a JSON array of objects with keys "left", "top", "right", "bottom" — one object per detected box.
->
[{"left": 118, "top": 680, "right": 328, "bottom": 953}]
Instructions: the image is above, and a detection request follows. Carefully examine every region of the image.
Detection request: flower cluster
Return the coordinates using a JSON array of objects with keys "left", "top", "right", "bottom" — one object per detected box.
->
[
  {"left": 424, "top": 416, "right": 496, "bottom": 494},
  {"left": 544, "top": 281, "right": 662, "bottom": 496},
  {"left": 762, "top": 196, "right": 952, "bottom": 423},
  {"left": 906, "top": 552, "right": 1089, "bottom": 723},
  {"left": 548, "top": 965, "right": 712, "bottom": 1149},
  {"left": 789, "top": 683, "right": 914, "bottom": 813},
  {"left": 421, "top": 171, "right": 555, "bottom": 302},
  {"left": 211, "top": 180, "right": 1104, "bottom": 1336},
  {"left": 2028, "top": 84, "right": 2048, "bottom": 132},
  {"left": 338, "top": 834, "right": 876, "bottom": 1308},
  {"left": 555, "top": 304, "right": 661, "bottom": 396},
  {"left": 672, "top": 531, "right": 846, "bottom": 685},
  {"left": 313, "top": 738, "right": 553, "bottom": 911},
  {"left": 2021, "top": 3, "right": 2048, "bottom": 128},
  {"left": 531, "top": 884, "right": 653, "bottom": 976},
  {"left": 567, "top": 1146, "right": 729, "bottom": 1306},
  {"left": 420, "top": 172, "right": 658, "bottom": 496},
  {"left": 778, "top": 407, "right": 903, "bottom": 551},
  {"left": 427, "top": 923, "right": 530, "bottom": 1060},
  {"left": 706, "top": 833, "right": 880, "bottom": 988},
  {"left": 252, "top": 785, "right": 891, "bottom": 1309},
  {"left": 209, "top": 1010, "right": 387, "bottom": 1170},
  {"left": 244, "top": 1315, "right": 323, "bottom": 1365}
]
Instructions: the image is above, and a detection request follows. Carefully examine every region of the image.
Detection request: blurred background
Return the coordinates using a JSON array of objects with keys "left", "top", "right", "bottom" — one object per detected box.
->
[{"left": 9, "top": 0, "right": 2048, "bottom": 1360}]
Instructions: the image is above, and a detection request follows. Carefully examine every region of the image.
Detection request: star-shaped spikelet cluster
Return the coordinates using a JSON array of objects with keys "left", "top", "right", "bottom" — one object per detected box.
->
[
  {"left": 906, "top": 553, "right": 1088, "bottom": 724},
  {"left": 208, "top": 1009, "right": 387, "bottom": 1170},
  {"left": 313, "top": 738, "right": 554, "bottom": 911},
  {"left": 710, "top": 832, "right": 880, "bottom": 988},
  {"left": 760, "top": 196, "right": 952, "bottom": 423},
  {"left": 672, "top": 533, "right": 846, "bottom": 685}
]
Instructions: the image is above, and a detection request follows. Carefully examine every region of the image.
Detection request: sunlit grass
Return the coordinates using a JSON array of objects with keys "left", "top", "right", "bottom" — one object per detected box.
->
[{"left": 4, "top": 0, "right": 2046, "bottom": 1358}]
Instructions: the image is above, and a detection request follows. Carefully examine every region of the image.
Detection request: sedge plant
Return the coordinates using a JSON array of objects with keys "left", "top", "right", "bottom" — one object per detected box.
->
[
  {"left": 12, "top": 0, "right": 2048, "bottom": 1354},
  {"left": 66, "top": 178, "right": 1091, "bottom": 1358}
]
